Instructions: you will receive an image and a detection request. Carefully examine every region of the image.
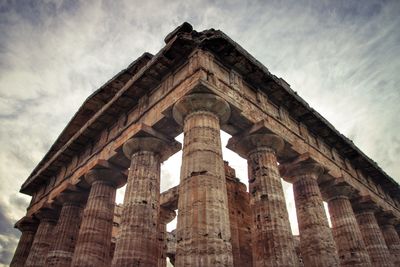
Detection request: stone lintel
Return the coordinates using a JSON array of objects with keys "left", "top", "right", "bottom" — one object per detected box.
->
[
  {"left": 15, "top": 216, "right": 39, "bottom": 233},
  {"left": 172, "top": 92, "right": 231, "bottom": 125},
  {"left": 122, "top": 124, "right": 181, "bottom": 162},
  {"left": 160, "top": 185, "right": 179, "bottom": 210}
]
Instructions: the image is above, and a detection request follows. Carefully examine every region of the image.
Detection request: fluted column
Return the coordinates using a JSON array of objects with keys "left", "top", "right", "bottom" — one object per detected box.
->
[
  {"left": 228, "top": 133, "right": 298, "bottom": 266},
  {"left": 10, "top": 216, "right": 39, "bottom": 267},
  {"left": 282, "top": 162, "right": 339, "bottom": 267},
  {"left": 71, "top": 168, "right": 126, "bottom": 267},
  {"left": 45, "top": 191, "right": 87, "bottom": 267},
  {"left": 25, "top": 208, "right": 59, "bottom": 267},
  {"left": 112, "top": 135, "right": 180, "bottom": 267},
  {"left": 157, "top": 208, "right": 176, "bottom": 267},
  {"left": 380, "top": 219, "right": 400, "bottom": 266},
  {"left": 355, "top": 208, "right": 394, "bottom": 266},
  {"left": 173, "top": 93, "right": 233, "bottom": 266},
  {"left": 325, "top": 188, "right": 371, "bottom": 266}
]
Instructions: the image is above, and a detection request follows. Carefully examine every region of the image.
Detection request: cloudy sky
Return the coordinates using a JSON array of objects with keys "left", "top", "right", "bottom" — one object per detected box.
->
[{"left": 1, "top": 0, "right": 400, "bottom": 265}]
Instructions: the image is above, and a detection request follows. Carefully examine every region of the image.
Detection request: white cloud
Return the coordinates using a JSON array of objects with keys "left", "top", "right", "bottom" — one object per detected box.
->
[{"left": 1, "top": 0, "right": 399, "bottom": 264}]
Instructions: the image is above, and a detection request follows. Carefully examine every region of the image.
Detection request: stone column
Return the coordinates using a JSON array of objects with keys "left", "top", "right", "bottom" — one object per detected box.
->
[
  {"left": 228, "top": 133, "right": 298, "bottom": 266},
  {"left": 112, "top": 135, "right": 180, "bottom": 267},
  {"left": 71, "top": 168, "right": 126, "bottom": 267},
  {"left": 25, "top": 208, "right": 59, "bottom": 267},
  {"left": 10, "top": 217, "right": 39, "bottom": 267},
  {"left": 45, "top": 191, "right": 87, "bottom": 267},
  {"left": 282, "top": 162, "right": 339, "bottom": 267},
  {"left": 380, "top": 219, "right": 400, "bottom": 266},
  {"left": 354, "top": 208, "right": 394, "bottom": 266},
  {"left": 325, "top": 188, "right": 371, "bottom": 266},
  {"left": 173, "top": 93, "right": 233, "bottom": 266},
  {"left": 157, "top": 208, "right": 176, "bottom": 267}
]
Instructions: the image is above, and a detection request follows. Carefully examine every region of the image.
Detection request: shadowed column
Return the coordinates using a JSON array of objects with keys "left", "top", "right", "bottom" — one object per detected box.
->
[
  {"left": 379, "top": 217, "right": 400, "bottom": 266},
  {"left": 173, "top": 93, "right": 233, "bottom": 266},
  {"left": 282, "top": 162, "right": 339, "bottom": 267},
  {"left": 228, "top": 133, "right": 298, "bottom": 267},
  {"left": 10, "top": 216, "right": 39, "bottom": 267},
  {"left": 157, "top": 208, "right": 176, "bottom": 267},
  {"left": 45, "top": 191, "right": 88, "bottom": 267},
  {"left": 71, "top": 168, "right": 126, "bottom": 267},
  {"left": 25, "top": 208, "right": 59, "bottom": 267},
  {"left": 323, "top": 187, "right": 371, "bottom": 267},
  {"left": 354, "top": 206, "right": 394, "bottom": 267},
  {"left": 112, "top": 135, "right": 180, "bottom": 267}
]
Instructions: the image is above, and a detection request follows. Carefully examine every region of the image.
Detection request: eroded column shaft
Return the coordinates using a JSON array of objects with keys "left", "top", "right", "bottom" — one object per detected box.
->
[
  {"left": 355, "top": 210, "right": 394, "bottom": 267},
  {"left": 176, "top": 111, "right": 232, "bottom": 266},
  {"left": 46, "top": 202, "right": 84, "bottom": 266},
  {"left": 157, "top": 220, "right": 168, "bottom": 267},
  {"left": 248, "top": 148, "right": 298, "bottom": 267},
  {"left": 10, "top": 218, "right": 38, "bottom": 267},
  {"left": 25, "top": 217, "right": 57, "bottom": 267},
  {"left": 293, "top": 174, "right": 339, "bottom": 267},
  {"left": 72, "top": 180, "right": 117, "bottom": 267},
  {"left": 112, "top": 151, "right": 160, "bottom": 267},
  {"left": 380, "top": 223, "right": 400, "bottom": 266},
  {"left": 328, "top": 196, "right": 371, "bottom": 266}
]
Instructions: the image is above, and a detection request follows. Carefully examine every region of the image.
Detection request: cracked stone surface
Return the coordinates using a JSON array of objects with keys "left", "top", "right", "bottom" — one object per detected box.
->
[
  {"left": 284, "top": 163, "right": 339, "bottom": 267},
  {"left": 327, "top": 194, "right": 371, "bottom": 267},
  {"left": 355, "top": 209, "right": 394, "bottom": 267},
  {"left": 45, "top": 192, "right": 87, "bottom": 267},
  {"left": 112, "top": 136, "right": 179, "bottom": 267},
  {"left": 173, "top": 93, "right": 233, "bottom": 266},
  {"left": 25, "top": 209, "right": 59, "bottom": 267},
  {"left": 71, "top": 169, "right": 125, "bottom": 267},
  {"left": 10, "top": 217, "right": 38, "bottom": 267}
]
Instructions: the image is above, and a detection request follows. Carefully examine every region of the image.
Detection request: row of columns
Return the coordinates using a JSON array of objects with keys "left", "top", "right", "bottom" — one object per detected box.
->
[{"left": 11, "top": 92, "right": 400, "bottom": 267}]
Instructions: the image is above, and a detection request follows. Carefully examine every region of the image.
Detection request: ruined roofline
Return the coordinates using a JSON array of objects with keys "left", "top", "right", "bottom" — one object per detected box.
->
[
  {"left": 21, "top": 22, "right": 399, "bottom": 198},
  {"left": 21, "top": 52, "right": 153, "bottom": 189}
]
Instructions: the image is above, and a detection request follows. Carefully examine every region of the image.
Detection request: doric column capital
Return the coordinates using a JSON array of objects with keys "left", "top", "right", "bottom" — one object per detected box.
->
[
  {"left": 376, "top": 211, "right": 399, "bottom": 227},
  {"left": 159, "top": 208, "right": 176, "bottom": 225},
  {"left": 320, "top": 179, "right": 357, "bottom": 201},
  {"left": 280, "top": 161, "right": 324, "bottom": 183},
  {"left": 84, "top": 168, "right": 126, "bottom": 188},
  {"left": 123, "top": 136, "right": 181, "bottom": 162},
  {"left": 56, "top": 191, "right": 88, "bottom": 207},
  {"left": 352, "top": 196, "right": 379, "bottom": 215},
  {"left": 227, "top": 133, "right": 284, "bottom": 158},
  {"left": 172, "top": 93, "right": 231, "bottom": 125},
  {"left": 15, "top": 216, "right": 39, "bottom": 233},
  {"left": 34, "top": 208, "right": 59, "bottom": 223}
]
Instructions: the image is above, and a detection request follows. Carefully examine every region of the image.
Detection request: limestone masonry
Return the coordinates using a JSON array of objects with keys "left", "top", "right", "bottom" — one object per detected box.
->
[{"left": 10, "top": 22, "right": 400, "bottom": 267}]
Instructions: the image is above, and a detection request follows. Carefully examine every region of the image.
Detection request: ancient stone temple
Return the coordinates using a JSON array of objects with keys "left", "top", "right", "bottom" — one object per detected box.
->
[{"left": 10, "top": 22, "right": 400, "bottom": 267}]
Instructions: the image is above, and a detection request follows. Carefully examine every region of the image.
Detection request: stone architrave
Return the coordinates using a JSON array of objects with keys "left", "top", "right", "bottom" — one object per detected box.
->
[
  {"left": 228, "top": 133, "right": 298, "bottom": 267},
  {"left": 111, "top": 135, "right": 180, "bottom": 267},
  {"left": 282, "top": 162, "right": 339, "bottom": 267},
  {"left": 9, "top": 217, "right": 39, "bottom": 267},
  {"left": 324, "top": 187, "right": 371, "bottom": 266},
  {"left": 379, "top": 218, "right": 400, "bottom": 266},
  {"left": 25, "top": 208, "right": 59, "bottom": 267},
  {"left": 71, "top": 168, "right": 126, "bottom": 267},
  {"left": 173, "top": 93, "right": 233, "bottom": 266},
  {"left": 354, "top": 208, "right": 394, "bottom": 267},
  {"left": 45, "top": 191, "right": 88, "bottom": 267},
  {"left": 157, "top": 208, "right": 176, "bottom": 267}
]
